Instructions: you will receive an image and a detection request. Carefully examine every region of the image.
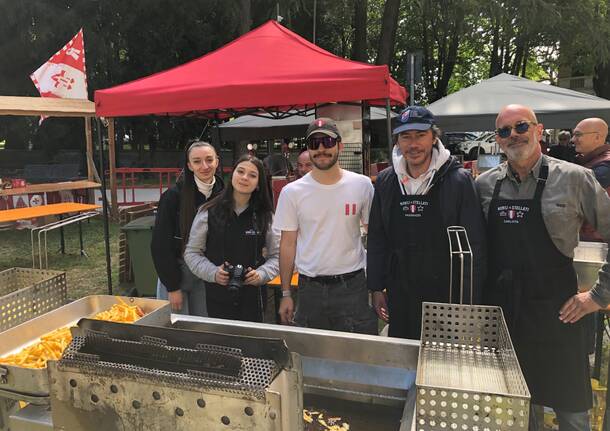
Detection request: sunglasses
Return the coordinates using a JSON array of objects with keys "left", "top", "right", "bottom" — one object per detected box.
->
[
  {"left": 495, "top": 121, "right": 537, "bottom": 139},
  {"left": 307, "top": 136, "right": 339, "bottom": 150}
]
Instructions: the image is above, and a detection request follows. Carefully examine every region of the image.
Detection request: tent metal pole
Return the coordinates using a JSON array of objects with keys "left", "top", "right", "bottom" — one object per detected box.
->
[
  {"left": 385, "top": 98, "right": 393, "bottom": 159},
  {"left": 313, "top": 0, "right": 317, "bottom": 44},
  {"left": 96, "top": 117, "right": 113, "bottom": 295}
]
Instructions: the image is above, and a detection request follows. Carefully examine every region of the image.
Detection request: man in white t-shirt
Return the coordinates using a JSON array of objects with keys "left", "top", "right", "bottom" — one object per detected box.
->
[{"left": 274, "top": 118, "right": 378, "bottom": 334}]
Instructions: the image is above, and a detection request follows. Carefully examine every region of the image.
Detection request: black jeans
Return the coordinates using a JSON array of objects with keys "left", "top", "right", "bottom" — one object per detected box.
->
[{"left": 294, "top": 270, "right": 378, "bottom": 335}]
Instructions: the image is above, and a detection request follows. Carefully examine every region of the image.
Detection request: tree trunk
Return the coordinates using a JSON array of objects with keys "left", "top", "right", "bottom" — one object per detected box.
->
[
  {"left": 238, "top": 0, "right": 251, "bottom": 36},
  {"left": 375, "top": 0, "right": 401, "bottom": 66},
  {"left": 351, "top": 0, "right": 368, "bottom": 62},
  {"left": 489, "top": 18, "right": 501, "bottom": 77},
  {"left": 511, "top": 39, "right": 524, "bottom": 76},
  {"left": 594, "top": 61, "right": 610, "bottom": 99},
  {"left": 434, "top": 7, "right": 464, "bottom": 100},
  {"left": 520, "top": 43, "right": 528, "bottom": 77}
]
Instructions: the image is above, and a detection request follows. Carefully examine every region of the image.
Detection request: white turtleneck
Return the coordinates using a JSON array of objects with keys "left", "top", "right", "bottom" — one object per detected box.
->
[{"left": 194, "top": 175, "right": 216, "bottom": 199}]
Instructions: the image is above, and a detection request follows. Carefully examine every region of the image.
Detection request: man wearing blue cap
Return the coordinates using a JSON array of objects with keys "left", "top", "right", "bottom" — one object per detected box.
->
[{"left": 367, "top": 106, "right": 487, "bottom": 339}]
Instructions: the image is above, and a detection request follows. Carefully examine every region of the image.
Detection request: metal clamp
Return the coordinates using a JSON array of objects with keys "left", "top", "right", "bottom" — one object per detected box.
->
[
  {"left": 446, "top": 226, "right": 474, "bottom": 305},
  {"left": 0, "top": 366, "right": 7, "bottom": 384}
]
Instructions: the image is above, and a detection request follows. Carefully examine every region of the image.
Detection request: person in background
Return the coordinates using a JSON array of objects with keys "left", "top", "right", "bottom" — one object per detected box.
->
[
  {"left": 263, "top": 141, "right": 294, "bottom": 177},
  {"left": 367, "top": 106, "right": 486, "bottom": 339},
  {"left": 574, "top": 118, "right": 610, "bottom": 242},
  {"left": 295, "top": 148, "right": 313, "bottom": 179},
  {"left": 548, "top": 130, "right": 576, "bottom": 162},
  {"left": 539, "top": 130, "right": 551, "bottom": 155},
  {"left": 574, "top": 118, "right": 610, "bottom": 190},
  {"left": 275, "top": 118, "right": 377, "bottom": 334},
  {"left": 476, "top": 104, "right": 610, "bottom": 430},
  {"left": 184, "top": 155, "right": 279, "bottom": 322},
  {"left": 152, "top": 141, "right": 224, "bottom": 315}
]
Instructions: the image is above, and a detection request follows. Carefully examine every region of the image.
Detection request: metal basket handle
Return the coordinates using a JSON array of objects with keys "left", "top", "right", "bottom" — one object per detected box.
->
[{"left": 446, "top": 226, "right": 474, "bottom": 305}]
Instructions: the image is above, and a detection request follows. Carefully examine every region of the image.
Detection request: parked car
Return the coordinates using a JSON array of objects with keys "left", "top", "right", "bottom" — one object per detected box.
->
[
  {"left": 456, "top": 132, "right": 500, "bottom": 160},
  {"left": 442, "top": 132, "right": 479, "bottom": 154}
]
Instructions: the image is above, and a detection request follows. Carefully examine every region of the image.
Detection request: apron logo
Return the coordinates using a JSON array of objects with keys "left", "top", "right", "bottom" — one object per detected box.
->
[
  {"left": 400, "top": 200, "right": 428, "bottom": 217},
  {"left": 244, "top": 229, "right": 260, "bottom": 236},
  {"left": 497, "top": 205, "right": 529, "bottom": 224},
  {"left": 344, "top": 203, "right": 357, "bottom": 216}
]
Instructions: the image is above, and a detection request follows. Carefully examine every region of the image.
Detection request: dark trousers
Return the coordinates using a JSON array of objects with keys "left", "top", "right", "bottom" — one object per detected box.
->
[{"left": 294, "top": 270, "right": 378, "bottom": 335}]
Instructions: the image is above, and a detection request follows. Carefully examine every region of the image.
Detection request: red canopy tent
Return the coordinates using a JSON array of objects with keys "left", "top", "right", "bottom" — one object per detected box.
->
[
  {"left": 95, "top": 20, "right": 406, "bottom": 117},
  {"left": 94, "top": 20, "right": 406, "bottom": 216}
]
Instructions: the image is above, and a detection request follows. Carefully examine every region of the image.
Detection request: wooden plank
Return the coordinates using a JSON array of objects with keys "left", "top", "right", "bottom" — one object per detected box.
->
[
  {"left": 0, "top": 203, "right": 100, "bottom": 223},
  {"left": 0, "top": 96, "right": 95, "bottom": 117},
  {"left": 0, "top": 180, "right": 101, "bottom": 197}
]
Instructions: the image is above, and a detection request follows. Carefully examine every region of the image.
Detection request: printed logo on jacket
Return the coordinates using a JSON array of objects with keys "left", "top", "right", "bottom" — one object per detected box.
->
[
  {"left": 496, "top": 204, "right": 530, "bottom": 224},
  {"left": 400, "top": 199, "right": 430, "bottom": 218}
]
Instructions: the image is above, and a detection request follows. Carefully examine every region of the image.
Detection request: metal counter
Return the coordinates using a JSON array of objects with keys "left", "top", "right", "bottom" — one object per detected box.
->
[{"left": 7, "top": 314, "right": 420, "bottom": 431}]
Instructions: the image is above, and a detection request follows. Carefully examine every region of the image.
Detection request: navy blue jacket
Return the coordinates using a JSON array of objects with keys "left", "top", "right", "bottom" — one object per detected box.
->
[{"left": 367, "top": 157, "right": 487, "bottom": 302}]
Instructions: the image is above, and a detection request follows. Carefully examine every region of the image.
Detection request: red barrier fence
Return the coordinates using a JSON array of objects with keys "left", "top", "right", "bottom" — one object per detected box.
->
[{"left": 106, "top": 167, "right": 182, "bottom": 206}]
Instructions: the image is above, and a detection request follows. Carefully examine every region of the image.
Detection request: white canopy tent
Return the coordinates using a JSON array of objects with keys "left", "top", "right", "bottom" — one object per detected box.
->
[
  {"left": 427, "top": 73, "right": 610, "bottom": 132},
  {"left": 217, "top": 107, "right": 395, "bottom": 141}
]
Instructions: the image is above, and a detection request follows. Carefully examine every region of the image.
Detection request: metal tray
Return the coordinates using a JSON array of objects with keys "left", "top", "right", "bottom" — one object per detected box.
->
[
  {"left": 0, "top": 268, "right": 67, "bottom": 332},
  {"left": 415, "top": 302, "right": 530, "bottom": 431},
  {"left": 574, "top": 241, "right": 608, "bottom": 292},
  {"left": 0, "top": 295, "right": 170, "bottom": 397}
]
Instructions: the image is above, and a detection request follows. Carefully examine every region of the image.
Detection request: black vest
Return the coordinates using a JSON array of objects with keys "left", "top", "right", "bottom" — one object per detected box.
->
[{"left": 205, "top": 205, "right": 266, "bottom": 321}]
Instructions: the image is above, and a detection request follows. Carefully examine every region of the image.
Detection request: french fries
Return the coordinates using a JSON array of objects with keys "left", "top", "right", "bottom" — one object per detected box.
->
[
  {"left": 0, "top": 299, "right": 144, "bottom": 369},
  {"left": 303, "top": 409, "right": 350, "bottom": 431}
]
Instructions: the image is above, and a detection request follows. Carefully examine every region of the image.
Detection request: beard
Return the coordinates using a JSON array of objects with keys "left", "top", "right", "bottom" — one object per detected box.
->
[
  {"left": 503, "top": 137, "right": 538, "bottom": 162},
  {"left": 311, "top": 151, "right": 339, "bottom": 170}
]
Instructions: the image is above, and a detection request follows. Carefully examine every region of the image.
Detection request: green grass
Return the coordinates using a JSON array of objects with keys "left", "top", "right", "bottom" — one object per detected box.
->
[{"left": 0, "top": 218, "right": 128, "bottom": 300}]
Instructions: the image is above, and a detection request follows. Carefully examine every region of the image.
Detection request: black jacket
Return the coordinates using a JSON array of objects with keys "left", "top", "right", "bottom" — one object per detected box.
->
[
  {"left": 367, "top": 157, "right": 487, "bottom": 302},
  {"left": 151, "top": 175, "right": 224, "bottom": 292}
]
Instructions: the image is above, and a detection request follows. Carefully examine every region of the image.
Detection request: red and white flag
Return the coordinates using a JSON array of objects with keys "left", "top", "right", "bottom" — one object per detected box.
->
[{"left": 30, "top": 29, "right": 88, "bottom": 122}]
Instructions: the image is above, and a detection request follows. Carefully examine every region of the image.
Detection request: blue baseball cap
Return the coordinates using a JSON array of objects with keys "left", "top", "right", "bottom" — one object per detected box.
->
[{"left": 393, "top": 106, "right": 436, "bottom": 135}]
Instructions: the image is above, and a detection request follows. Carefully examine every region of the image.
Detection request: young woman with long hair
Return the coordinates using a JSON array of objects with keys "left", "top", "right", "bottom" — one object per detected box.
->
[
  {"left": 151, "top": 141, "right": 224, "bottom": 315},
  {"left": 184, "top": 155, "right": 279, "bottom": 322}
]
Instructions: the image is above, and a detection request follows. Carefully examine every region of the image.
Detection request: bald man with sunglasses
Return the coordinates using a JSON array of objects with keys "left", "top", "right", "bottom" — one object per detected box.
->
[
  {"left": 476, "top": 104, "right": 610, "bottom": 430},
  {"left": 274, "top": 118, "right": 377, "bottom": 334}
]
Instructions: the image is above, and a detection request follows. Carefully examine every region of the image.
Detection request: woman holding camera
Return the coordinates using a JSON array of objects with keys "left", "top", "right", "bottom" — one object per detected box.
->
[
  {"left": 184, "top": 155, "right": 279, "bottom": 322},
  {"left": 151, "top": 141, "right": 224, "bottom": 316}
]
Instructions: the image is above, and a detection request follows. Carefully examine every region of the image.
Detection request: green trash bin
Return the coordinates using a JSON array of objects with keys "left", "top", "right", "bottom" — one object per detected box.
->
[{"left": 121, "top": 216, "right": 158, "bottom": 297}]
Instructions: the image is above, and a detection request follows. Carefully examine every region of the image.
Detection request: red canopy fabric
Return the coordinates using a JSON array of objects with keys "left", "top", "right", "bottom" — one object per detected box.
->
[{"left": 95, "top": 20, "right": 406, "bottom": 117}]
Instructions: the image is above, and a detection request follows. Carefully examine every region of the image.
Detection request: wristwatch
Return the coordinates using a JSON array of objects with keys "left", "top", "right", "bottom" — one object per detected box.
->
[{"left": 281, "top": 289, "right": 292, "bottom": 298}]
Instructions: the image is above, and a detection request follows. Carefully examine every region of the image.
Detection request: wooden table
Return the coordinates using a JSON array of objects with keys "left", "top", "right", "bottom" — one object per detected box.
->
[
  {"left": 0, "top": 180, "right": 100, "bottom": 197},
  {"left": 268, "top": 272, "right": 299, "bottom": 288},
  {"left": 0, "top": 203, "right": 101, "bottom": 266},
  {"left": 0, "top": 203, "right": 100, "bottom": 223}
]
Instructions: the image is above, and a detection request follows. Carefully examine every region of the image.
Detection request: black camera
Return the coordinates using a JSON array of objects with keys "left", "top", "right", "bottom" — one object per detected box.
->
[{"left": 225, "top": 264, "right": 245, "bottom": 292}]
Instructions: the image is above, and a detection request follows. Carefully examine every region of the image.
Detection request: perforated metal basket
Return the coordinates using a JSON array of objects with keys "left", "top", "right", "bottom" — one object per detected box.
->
[
  {"left": 414, "top": 228, "right": 530, "bottom": 431},
  {"left": 415, "top": 302, "right": 530, "bottom": 430},
  {"left": 0, "top": 267, "right": 67, "bottom": 332}
]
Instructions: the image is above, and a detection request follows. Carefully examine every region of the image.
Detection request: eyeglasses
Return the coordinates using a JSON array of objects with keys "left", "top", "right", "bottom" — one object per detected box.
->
[
  {"left": 495, "top": 121, "right": 537, "bottom": 139},
  {"left": 572, "top": 131, "right": 598, "bottom": 139},
  {"left": 307, "top": 136, "right": 339, "bottom": 150}
]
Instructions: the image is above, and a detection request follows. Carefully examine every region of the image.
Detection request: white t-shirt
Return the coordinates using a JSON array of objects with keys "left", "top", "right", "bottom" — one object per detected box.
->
[{"left": 273, "top": 169, "right": 374, "bottom": 277}]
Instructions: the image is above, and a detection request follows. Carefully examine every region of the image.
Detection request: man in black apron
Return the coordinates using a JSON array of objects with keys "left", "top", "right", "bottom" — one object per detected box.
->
[
  {"left": 476, "top": 104, "right": 610, "bottom": 430},
  {"left": 367, "top": 106, "right": 487, "bottom": 339}
]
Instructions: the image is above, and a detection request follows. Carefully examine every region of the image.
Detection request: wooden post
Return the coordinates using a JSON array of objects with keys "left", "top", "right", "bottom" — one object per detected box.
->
[
  {"left": 108, "top": 118, "right": 118, "bottom": 219},
  {"left": 84, "top": 117, "right": 94, "bottom": 181}
]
